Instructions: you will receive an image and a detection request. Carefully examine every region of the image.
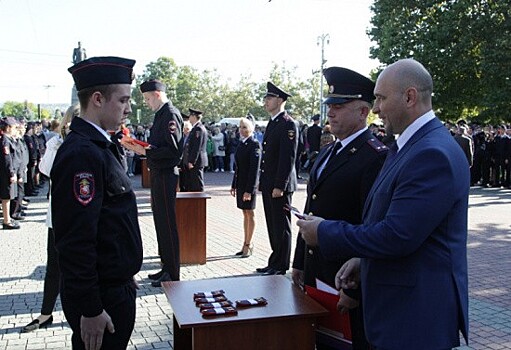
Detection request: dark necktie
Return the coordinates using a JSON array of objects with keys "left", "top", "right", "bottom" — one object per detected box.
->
[
  {"left": 324, "top": 141, "right": 342, "bottom": 169},
  {"left": 317, "top": 141, "right": 342, "bottom": 179}
]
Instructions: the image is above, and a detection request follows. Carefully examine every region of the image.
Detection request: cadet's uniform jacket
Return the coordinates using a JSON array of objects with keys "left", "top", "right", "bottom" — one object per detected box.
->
[
  {"left": 183, "top": 121, "right": 208, "bottom": 168},
  {"left": 258, "top": 111, "right": 298, "bottom": 193},
  {"left": 51, "top": 117, "right": 143, "bottom": 318},
  {"left": 146, "top": 102, "right": 183, "bottom": 170}
]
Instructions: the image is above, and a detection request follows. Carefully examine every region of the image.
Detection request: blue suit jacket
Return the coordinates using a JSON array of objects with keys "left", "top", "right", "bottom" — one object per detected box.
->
[{"left": 318, "top": 117, "right": 469, "bottom": 349}]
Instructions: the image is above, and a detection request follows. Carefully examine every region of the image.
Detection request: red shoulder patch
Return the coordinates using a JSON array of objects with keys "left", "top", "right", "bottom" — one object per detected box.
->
[
  {"left": 367, "top": 138, "right": 388, "bottom": 153},
  {"left": 74, "top": 172, "right": 95, "bottom": 206}
]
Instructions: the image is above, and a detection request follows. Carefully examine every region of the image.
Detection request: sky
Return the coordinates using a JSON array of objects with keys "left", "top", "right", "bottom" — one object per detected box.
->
[{"left": 0, "top": 0, "right": 379, "bottom": 105}]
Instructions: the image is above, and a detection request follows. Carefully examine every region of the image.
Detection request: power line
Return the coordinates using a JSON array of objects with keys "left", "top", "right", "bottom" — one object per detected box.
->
[{"left": 0, "top": 48, "right": 67, "bottom": 58}]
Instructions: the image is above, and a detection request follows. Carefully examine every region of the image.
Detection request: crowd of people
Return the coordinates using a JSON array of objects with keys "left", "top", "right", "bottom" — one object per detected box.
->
[
  {"left": 0, "top": 117, "right": 61, "bottom": 230},
  {"left": 4, "top": 54, "right": 505, "bottom": 349}
]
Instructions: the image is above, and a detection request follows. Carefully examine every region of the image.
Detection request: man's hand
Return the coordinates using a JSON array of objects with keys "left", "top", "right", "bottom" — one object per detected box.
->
[
  {"left": 242, "top": 192, "right": 252, "bottom": 201},
  {"left": 335, "top": 258, "right": 361, "bottom": 290},
  {"left": 187, "top": 162, "right": 194, "bottom": 170},
  {"left": 291, "top": 268, "right": 304, "bottom": 289},
  {"left": 296, "top": 215, "right": 324, "bottom": 246},
  {"left": 336, "top": 289, "right": 359, "bottom": 314},
  {"left": 80, "top": 310, "right": 115, "bottom": 350},
  {"left": 271, "top": 188, "right": 283, "bottom": 198}
]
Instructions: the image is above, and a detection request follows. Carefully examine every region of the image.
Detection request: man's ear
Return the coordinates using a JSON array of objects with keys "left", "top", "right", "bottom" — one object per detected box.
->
[
  {"left": 405, "top": 87, "right": 417, "bottom": 106},
  {"left": 91, "top": 91, "right": 103, "bottom": 107}
]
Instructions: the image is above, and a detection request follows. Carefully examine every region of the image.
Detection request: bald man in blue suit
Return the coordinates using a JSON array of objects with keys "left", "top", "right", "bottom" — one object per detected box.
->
[{"left": 299, "top": 59, "right": 469, "bottom": 350}]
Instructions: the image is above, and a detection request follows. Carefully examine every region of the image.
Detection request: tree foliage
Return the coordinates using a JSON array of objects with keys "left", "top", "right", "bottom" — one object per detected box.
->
[
  {"left": 131, "top": 57, "right": 324, "bottom": 125},
  {"left": 0, "top": 100, "right": 51, "bottom": 120},
  {"left": 368, "top": 0, "right": 511, "bottom": 123}
]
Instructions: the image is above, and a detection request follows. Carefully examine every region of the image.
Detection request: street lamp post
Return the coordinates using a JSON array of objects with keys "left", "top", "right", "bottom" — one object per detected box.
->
[{"left": 317, "top": 33, "right": 330, "bottom": 127}]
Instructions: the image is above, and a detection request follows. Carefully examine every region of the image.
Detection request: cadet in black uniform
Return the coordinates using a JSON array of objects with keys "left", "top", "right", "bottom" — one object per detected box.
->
[
  {"left": 256, "top": 82, "right": 298, "bottom": 275},
  {"left": 230, "top": 117, "right": 261, "bottom": 257},
  {"left": 51, "top": 56, "right": 143, "bottom": 350},
  {"left": 181, "top": 108, "right": 208, "bottom": 191},
  {"left": 136, "top": 79, "right": 183, "bottom": 286},
  {"left": 292, "top": 67, "right": 388, "bottom": 349}
]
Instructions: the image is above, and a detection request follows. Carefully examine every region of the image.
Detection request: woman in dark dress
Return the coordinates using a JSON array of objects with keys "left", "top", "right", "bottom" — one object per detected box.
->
[{"left": 230, "top": 118, "right": 261, "bottom": 257}]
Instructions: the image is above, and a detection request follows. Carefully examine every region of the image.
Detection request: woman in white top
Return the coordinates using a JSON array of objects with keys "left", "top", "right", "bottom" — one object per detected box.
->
[
  {"left": 23, "top": 104, "right": 79, "bottom": 332},
  {"left": 211, "top": 127, "right": 225, "bottom": 172}
]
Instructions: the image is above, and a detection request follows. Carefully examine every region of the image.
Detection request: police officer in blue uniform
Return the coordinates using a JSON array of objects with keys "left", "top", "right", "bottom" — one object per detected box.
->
[
  {"left": 292, "top": 67, "right": 388, "bottom": 349},
  {"left": 256, "top": 82, "right": 298, "bottom": 275},
  {"left": 51, "top": 56, "right": 143, "bottom": 350},
  {"left": 138, "top": 79, "right": 183, "bottom": 286}
]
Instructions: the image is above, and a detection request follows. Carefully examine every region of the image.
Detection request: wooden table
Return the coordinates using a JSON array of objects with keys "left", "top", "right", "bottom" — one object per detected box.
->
[
  {"left": 176, "top": 192, "right": 210, "bottom": 265},
  {"left": 163, "top": 275, "right": 328, "bottom": 350},
  {"left": 140, "top": 157, "right": 151, "bottom": 188}
]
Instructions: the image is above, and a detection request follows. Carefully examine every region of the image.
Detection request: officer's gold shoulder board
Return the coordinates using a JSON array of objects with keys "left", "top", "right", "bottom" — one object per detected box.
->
[{"left": 367, "top": 138, "right": 388, "bottom": 153}]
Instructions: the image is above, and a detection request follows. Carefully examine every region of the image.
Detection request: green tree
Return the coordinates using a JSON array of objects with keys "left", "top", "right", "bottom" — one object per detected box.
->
[{"left": 368, "top": 0, "right": 511, "bottom": 123}]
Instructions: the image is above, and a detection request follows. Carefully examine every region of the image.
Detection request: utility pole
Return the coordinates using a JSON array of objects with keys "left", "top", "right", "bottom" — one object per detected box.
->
[
  {"left": 317, "top": 34, "right": 330, "bottom": 127},
  {"left": 43, "top": 84, "right": 54, "bottom": 104}
]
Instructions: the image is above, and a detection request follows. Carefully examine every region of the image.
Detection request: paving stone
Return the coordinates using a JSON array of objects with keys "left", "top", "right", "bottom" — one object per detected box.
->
[{"left": 1, "top": 177, "right": 510, "bottom": 349}]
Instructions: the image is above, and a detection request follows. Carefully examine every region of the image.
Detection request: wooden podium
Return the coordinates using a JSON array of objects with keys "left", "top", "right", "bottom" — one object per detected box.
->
[
  {"left": 176, "top": 192, "right": 210, "bottom": 265},
  {"left": 163, "top": 275, "right": 328, "bottom": 350},
  {"left": 141, "top": 158, "right": 151, "bottom": 188}
]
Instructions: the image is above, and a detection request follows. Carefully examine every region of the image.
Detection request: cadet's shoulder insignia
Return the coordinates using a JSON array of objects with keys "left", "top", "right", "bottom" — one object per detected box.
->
[
  {"left": 367, "top": 138, "right": 388, "bottom": 153},
  {"left": 195, "top": 130, "right": 200, "bottom": 138},
  {"left": 168, "top": 120, "right": 177, "bottom": 134},
  {"left": 288, "top": 130, "right": 295, "bottom": 140},
  {"left": 3, "top": 146, "right": 9, "bottom": 155},
  {"left": 74, "top": 172, "right": 95, "bottom": 206}
]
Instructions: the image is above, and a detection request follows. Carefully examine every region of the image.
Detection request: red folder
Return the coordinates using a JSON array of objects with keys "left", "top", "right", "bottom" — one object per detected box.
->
[
  {"left": 120, "top": 135, "right": 150, "bottom": 148},
  {"left": 305, "top": 285, "right": 352, "bottom": 341}
]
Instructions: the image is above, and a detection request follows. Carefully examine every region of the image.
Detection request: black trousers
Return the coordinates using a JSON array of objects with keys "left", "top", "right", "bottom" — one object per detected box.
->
[
  {"left": 150, "top": 169, "right": 180, "bottom": 281},
  {"left": 261, "top": 191, "right": 293, "bottom": 271},
  {"left": 61, "top": 282, "right": 136, "bottom": 350},
  {"left": 185, "top": 166, "right": 204, "bottom": 192},
  {"left": 41, "top": 228, "right": 60, "bottom": 315}
]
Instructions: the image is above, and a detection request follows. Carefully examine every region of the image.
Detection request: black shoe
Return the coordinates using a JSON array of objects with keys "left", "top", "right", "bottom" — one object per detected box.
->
[
  {"left": 3, "top": 221, "right": 20, "bottom": 230},
  {"left": 256, "top": 266, "right": 270, "bottom": 273},
  {"left": 263, "top": 268, "right": 286, "bottom": 275},
  {"left": 23, "top": 198, "right": 31, "bottom": 203},
  {"left": 11, "top": 214, "right": 25, "bottom": 221},
  {"left": 148, "top": 270, "right": 164, "bottom": 281},
  {"left": 151, "top": 272, "right": 172, "bottom": 287},
  {"left": 235, "top": 251, "right": 243, "bottom": 256},
  {"left": 22, "top": 315, "right": 53, "bottom": 332}
]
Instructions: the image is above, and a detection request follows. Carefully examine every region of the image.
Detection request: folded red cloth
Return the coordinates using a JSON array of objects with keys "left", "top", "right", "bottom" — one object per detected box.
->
[
  {"left": 235, "top": 297, "right": 268, "bottom": 307},
  {"left": 198, "top": 300, "right": 233, "bottom": 310},
  {"left": 201, "top": 306, "right": 238, "bottom": 317},
  {"left": 195, "top": 295, "right": 228, "bottom": 305},
  {"left": 193, "top": 290, "right": 225, "bottom": 300}
]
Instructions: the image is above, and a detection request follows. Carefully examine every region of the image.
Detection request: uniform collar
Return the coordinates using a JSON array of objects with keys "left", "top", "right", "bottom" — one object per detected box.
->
[{"left": 70, "top": 117, "right": 112, "bottom": 145}]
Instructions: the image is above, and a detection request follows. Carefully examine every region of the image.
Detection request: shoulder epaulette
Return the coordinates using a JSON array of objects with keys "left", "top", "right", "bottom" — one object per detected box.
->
[{"left": 367, "top": 138, "right": 388, "bottom": 153}]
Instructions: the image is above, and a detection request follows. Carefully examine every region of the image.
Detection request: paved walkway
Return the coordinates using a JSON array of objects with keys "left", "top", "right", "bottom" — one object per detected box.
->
[{"left": 0, "top": 172, "right": 509, "bottom": 349}]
